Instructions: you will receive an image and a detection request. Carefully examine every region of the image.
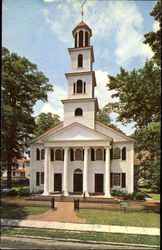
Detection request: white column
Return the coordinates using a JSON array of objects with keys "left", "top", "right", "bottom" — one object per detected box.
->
[
  {"left": 104, "top": 146, "right": 111, "bottom": 198},
  {"left": 83, "top": 147, "right": 89, "bottom": 197},
  {"left": 63, "top": 147, "right": 69, "bottom": 196},
  {"left": 43, "top": 147, "right": 49, "bottom": 195}
]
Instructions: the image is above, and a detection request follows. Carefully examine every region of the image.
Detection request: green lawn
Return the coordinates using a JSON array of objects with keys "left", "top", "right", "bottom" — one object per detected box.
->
[
  {"left": 139, "top": 188, "right": 160, "bottom": 201},
  {"left": 1, "top": 227, "right": 160, "bottom": 246},
  {"left": 1, "top": 197, "right": 49, "bottom": 220},
  {"left": 77, "top": 209, "right": 160, "bottom": 228}
]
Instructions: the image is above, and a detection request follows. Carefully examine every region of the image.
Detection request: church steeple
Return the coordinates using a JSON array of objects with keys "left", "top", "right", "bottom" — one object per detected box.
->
[{"left": 62, "top": 21, "right": 99, "bottom": 130}]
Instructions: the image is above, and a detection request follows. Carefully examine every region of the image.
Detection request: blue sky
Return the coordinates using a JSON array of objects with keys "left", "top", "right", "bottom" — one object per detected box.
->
[{"left": 2, "top": 0, "right": 158, "bottom": 135}]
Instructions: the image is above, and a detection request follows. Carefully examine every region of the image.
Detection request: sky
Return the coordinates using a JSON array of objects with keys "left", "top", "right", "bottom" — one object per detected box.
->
[{"left": 2, "top": 0, "right": 158, "bottom": 135}]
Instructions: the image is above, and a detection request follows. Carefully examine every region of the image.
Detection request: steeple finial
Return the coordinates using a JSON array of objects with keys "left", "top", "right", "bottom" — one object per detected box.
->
[{"left": 81, "top": 0, "right": 86, "bottom": 21}]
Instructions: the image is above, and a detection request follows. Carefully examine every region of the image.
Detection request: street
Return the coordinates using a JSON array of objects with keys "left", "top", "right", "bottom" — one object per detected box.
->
[{"left": 0, "top": 236, "right": 159, "bottom": 250}]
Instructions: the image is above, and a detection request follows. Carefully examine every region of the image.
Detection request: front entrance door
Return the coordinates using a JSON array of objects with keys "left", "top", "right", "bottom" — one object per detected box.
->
[
  {"left": 74, "top": 174, "right": 83, "bottom": 193},
  {"left": 95, "top": 174, "right": 104, "bottom": 193},
  {"left": 54, "top": 174, "right": 62, "bottom": 192}
]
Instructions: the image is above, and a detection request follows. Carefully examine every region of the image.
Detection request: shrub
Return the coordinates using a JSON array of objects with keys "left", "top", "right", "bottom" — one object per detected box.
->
[
  {"left": 17, "top": 187, "right": 30, "bottom": 196},
  {"left": 134, "top": 192, "right": 145, "bottom": 200}
]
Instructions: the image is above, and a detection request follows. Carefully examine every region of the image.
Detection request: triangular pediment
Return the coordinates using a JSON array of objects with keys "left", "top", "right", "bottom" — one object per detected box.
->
[{"left": 42, "top": 122, "right": 112, "bottom": 142}]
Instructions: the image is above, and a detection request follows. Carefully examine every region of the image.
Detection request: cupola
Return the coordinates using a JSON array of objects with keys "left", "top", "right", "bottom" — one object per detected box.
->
[{"left": 72, "top": 21, "right": 92, "bottom": 48}]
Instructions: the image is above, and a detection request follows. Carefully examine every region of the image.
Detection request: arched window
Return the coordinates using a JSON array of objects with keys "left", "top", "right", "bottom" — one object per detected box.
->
[
  {"left": 55, "top": 149, "right": 62, "bottom": 160},
  {"left": 41, "top": 149, "right": 45, "bottom": 160},
  {"left": 85, "top": 31, "right": 89, "bottom": 46},
  {"left": 75, "top": 33, "right": 77, "bottom": 48},
  {"left": 96, "top": 148, "right": 103, "bottom": 160},
  {"left": 78, "top": 54, "right": 83, "bottom": 67},
  {"left": 77, "top": 80, "right": 83, "bottom": 93},
  {"left": 36, "top": 148, "right": 40, "bottom": 161},
  {"left": 79, "top": 30, "right": 83, "bottom": 47},
  {"left": 75, "top": 108, "right": 83, "bottom": 116},
  {"left": 114, "top": 148, "right": 121, "bottom": 159},
  {"left": 50, "top": 149, "right": 54, "bottom": 161},
  {"left": 75, "top": 149, "right": 82, "bottom": 160},
  {"left": 74, "top": 168, "right": 83, "bottom": 173}
]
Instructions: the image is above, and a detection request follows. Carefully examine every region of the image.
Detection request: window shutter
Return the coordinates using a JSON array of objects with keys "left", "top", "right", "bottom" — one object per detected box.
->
[
  {"left": 70, "top": 148, "right": 74, "bottom": 161},
  {"left": 122, "top": 147, "right": 126, "bottom": 160},
  {"left": 91, "top": 148, "right": 95, "bottom": 161},
  {"left": 36, "top": 149, "right": 40, "bottom": 161},
  {"left": 62, "top": 149, "right": 64, "bottom": 161},
  {"left": 50, "top": 149, "right": 54, "bottom": 161},
  {"left": 41, "top": 172, "right": 44, "bottom": 185},
  {"left": 36, "top": 172, "right": 40, "bottom": 186},
  {"left": 110, "top": 173, "right": 113, "bottom": 188},
  {"left": 122, "top": 173, "right": 126, "bottom": 188},
  {"left": 82, "top": 149, "right": 84, "bottom": 161},
  {"left": 104, "top": 149, "right": 106, "bottom": 161},
  {"left": 110, "top": 148, "right": 113, "bottom": 160}
]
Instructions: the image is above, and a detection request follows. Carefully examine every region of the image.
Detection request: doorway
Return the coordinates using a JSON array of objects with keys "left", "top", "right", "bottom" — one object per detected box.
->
[
  {"left": 95, "top": 174, "right": 104, "bottom": 193},
  {"left": 73, "top": 169, "right": 83, "bottom": 193},
  {"left": 54, "top": 173, "right": 62, "bottom": 192}
]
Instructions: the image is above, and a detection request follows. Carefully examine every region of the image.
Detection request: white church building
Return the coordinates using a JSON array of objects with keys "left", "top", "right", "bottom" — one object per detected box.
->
[{"left": 30, "top": 21, "right": 135, "bottom": 197}]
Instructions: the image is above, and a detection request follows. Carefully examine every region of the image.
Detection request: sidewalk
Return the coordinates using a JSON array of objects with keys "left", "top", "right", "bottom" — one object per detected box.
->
[{"left": 1, "top": 219, "right": 160, "bottom": 236}]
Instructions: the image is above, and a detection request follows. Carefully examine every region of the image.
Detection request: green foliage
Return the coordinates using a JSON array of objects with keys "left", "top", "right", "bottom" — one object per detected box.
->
[
  {"left": 34, "top": 112, "right": 60, "bottom": 136},
  {"left": 143, "top": 1, "right": 161, "bottom": 66},
  {"left": 134, "top": 192, "right": 145, "bottom": 201},
  {"left": 96, "top": 107, "right": 124, "bottom": 133},
  {"left": 17, "top": 187, "right": 30, "bottom": 196},
  {"left": 2, "top": 47, "right": 53, "bottom": 188}
]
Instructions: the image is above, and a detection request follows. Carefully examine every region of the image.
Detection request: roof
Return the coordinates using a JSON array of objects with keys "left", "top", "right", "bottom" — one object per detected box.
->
[{"left": 72, "top": 21, "right": 92, "bottom": 36}]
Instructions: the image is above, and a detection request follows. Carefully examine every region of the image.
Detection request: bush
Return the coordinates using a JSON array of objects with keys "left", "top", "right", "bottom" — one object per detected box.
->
[
  {"left": 17, "top": 187, "right": 30, "bottom": 196},
  {"left": 134, "top": 192, "right": 145, "bottom": 200},
  {"left": 12, "top": 178, "right": 29, "bottom": 186},
  {"left": 1, "top": 189, "right": 17, "bottom": 197}
]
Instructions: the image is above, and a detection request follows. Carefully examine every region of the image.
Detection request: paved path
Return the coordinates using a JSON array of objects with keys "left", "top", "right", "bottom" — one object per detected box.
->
[{"left": 1, "top": 219, "right": 160, "bottom": 236}]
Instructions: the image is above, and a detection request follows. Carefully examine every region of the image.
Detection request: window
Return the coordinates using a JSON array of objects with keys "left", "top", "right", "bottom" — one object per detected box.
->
[
  {"left": 122, "top": 147, "right": 126, "bottom": 160},
  {"left": 41, "top": 149, "right": 45, "bottom": 160},
  {"left": 122, "top": 173, "right": 126, "bottom": 188},
  {"left": 113, "top": 148, "right": 120, "bottom": 159},
  {"left": 36, "top": 148, "right": 40, "bottom": 161},
  {"left": 96, "top": 148, "right": 103, "bottom": 160},
  {"left": 78, "top": 54, "right": 83, "bottom": 67},
  {"left": 85, "top": 31, "right": 89, "bottom": 46},
  {"left": 36, "top": 172, "right": 44, "bottom": 186},
  {"left": 75, "top": 33, "right": 77, "bottom": 47},
  {"left": 79, "top": 30, "right": 83, "bottom": 47},
  {"left": 113, "top": 173, "right": 120, "bottom": 186},
  {"left": 75, "top": 108, "right": 83, "bottom": 116},
  {"left": 50, "top": 149, "right": 54, "bottom": 161},
  {"left": 75, "top": 149, "right": 82, "bottom": 160},
  {"left": 77, "top": 80, "right": 83, "bottom": 93},
  {"left": 55, "top": 149, "right": 62, "bottom": 160},
  {"left": 74, "top": 168, "right": 82, "bottom": 173},
  {"left": 13, "top": 172, "right": 15, "bottom": 177}
]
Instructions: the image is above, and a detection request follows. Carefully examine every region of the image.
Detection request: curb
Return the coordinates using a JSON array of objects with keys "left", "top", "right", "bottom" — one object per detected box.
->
[{"left": 1, "top": 234, "right": 160, "bottom": 249}]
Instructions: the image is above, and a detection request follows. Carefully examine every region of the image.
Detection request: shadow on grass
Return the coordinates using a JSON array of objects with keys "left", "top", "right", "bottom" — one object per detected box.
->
[{"left": 1, "top": 201, "right": 29, "bottom": 220}]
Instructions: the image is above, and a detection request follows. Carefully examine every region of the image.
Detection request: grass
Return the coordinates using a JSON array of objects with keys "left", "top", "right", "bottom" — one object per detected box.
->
[
  {"left": 1, "top": 197, "right": 49, "bottom": 220},
  {"left": 139, "top": 188, "right": 160, "bottom": 201},
  {"left": 1, "top": 227, "right": 160, "bottom": 246},
  {"left": 77, "top": 209, "right": 160, "bottom": 228}
]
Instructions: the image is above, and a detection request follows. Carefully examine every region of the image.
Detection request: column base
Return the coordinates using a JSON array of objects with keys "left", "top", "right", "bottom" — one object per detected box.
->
[
  {"left": 42, "top": 191, "right": 49, "bottom": 196},
  {"left": 104, "top": 193, "right": 111, "bottom": 198},
  {"left": 82, "top": 192, "right": 89, "bottom": 197},
  {"left": 63, "top": 191, "right": 69, "bottom": 196}
]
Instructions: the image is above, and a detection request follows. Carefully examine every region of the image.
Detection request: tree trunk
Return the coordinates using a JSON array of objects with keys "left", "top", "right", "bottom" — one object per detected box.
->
[{"left": 7, "top": 157, "right": 12, "bottom": 189}]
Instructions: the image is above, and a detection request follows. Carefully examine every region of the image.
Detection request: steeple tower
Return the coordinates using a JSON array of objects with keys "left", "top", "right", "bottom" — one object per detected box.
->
[{"left": 62, "top": 21, "right": 99, "bottom": 129}]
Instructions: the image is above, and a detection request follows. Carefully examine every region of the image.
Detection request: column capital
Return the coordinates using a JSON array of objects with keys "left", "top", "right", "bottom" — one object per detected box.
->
[
  {"left": 83, "top": 146, "right": 89, "bottom": 150},
  {"left": 104, "top": 146, "right": 110, "bottom": 149},
  {"left": 62, "top": 147, "right": 69, "bottom": 150}
]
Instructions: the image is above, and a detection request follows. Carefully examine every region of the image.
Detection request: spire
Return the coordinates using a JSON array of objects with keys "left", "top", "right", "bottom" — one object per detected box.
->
[{"left": 81, "top": 0, "right": 86, "bottom": 22}]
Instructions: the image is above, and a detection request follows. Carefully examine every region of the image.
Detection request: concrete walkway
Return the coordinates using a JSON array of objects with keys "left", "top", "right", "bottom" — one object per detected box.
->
[{"left": 1, "top": 219, "right": 160, "bottom": 236}]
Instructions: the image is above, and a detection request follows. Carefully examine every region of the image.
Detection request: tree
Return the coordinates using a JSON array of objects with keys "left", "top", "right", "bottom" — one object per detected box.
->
[
  {"left": 2, "top": 47, "right": 53, "bottom": 188},
  {"left": 143, "top": 1, "right": 161, "bottom": 66},
  {"left": 34, "top": 112, "right": 60, "bottom": 136},
  {"left": 96, "top": 107, "right": 124, "bottom": 134},
  {"left": 105, "top": 2, "right": 161, "bottom": 191}
]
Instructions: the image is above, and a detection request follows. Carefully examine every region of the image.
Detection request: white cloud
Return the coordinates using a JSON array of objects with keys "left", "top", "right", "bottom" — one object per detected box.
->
[
  {"left": 43, "top": 0, "right": 58, "bottom": 2},
  {"left": 95, "top": 70, "right": 118, "bottom": 109},
  {"left": 153, "top": 20, "right": 160, "bottom": 32}
]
